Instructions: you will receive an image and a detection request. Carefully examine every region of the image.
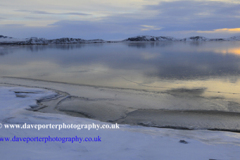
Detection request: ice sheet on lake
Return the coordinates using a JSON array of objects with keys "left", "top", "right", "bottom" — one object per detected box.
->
[
  {"left": 1, "top": 84, "right": 240, "bottom": 159},
  {"left": 1, "top": 77, "right": 240, "bottom": 131}
]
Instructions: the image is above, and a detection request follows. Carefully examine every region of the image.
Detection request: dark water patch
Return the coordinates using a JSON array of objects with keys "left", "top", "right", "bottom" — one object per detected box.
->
[
  {"left": 165, "top": 88, "right": 206, "bottom": 97},
  {"left": 56, "top": 98, "right": 129, "bottom": 122},
  {"left": 116, "top": 109, "right": 240, "bottom": 131}
]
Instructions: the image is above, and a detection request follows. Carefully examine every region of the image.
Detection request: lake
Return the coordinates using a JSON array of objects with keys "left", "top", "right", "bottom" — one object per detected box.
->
[{"left": 1, "top": 41, "right": 240, "bottom": 130}]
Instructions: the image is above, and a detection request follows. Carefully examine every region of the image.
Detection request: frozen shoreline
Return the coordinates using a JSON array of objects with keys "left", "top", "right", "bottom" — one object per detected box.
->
[
  {"left": 1, "top": 77, "right": 240, "bottom": 132},
  {"left": 1, "top": 84, "right": 240, "bottom": 159}
]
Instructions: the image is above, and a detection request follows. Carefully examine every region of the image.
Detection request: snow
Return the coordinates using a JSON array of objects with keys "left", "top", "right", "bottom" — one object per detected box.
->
[
  {"left": 125, "top": 35, "right": 240, "bottom": 42},
  {"left": 0, "top": 87, "right": 57, "bottom": 122},
  {"left": 1, "top": 35, "right": 240, "bottom": 45},
  {"left": 2, "top": 77, "right": 240, "bottom": 131},
  {"left": 0, "top": 37, "right": 26, "bottom": 43},
  {"left": 0, "top": 36, "right": 106, "bottom": 45},
  {"left": 125, "top": 35, "right": 178, "bottom": 41},
  {"left": 181, "top": 36, "right": 209, "bottom": 42},
  {"left": 227, "top": 36, "right": 240, "bottom": 41},
  {"left": 1, "top": 86, "right": 240, "bottom": 159}
]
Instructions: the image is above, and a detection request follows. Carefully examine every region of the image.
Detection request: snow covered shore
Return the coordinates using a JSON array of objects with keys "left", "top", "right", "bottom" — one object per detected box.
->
[{"left": 1, "top": 85, "right": 240, "bottom": 159}]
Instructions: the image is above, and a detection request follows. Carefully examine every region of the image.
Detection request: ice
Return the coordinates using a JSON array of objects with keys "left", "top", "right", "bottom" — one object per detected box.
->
[
  {"left": 2, "top": 77, "right": 240, "bottom": 131},
  {"left": 1, "top": 85, "right": 240, "bottom": 159}
]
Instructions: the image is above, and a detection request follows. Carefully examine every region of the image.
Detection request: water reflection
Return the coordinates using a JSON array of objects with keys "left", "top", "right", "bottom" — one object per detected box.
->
[
  {"left": 216, "top": 48, "right": 240, "bottom": 56},
  {"left": 126, "top": 42, "right": 173, "bottom": 48},
  {"left": 144, "top": 51, "right": 240, "bottom": 80},
  {"left": 0, "top": 47, "right": 13, "bottom": 56},
  {"left": 25, "top": 44, "right": 88, "bottom": 52},
  {"left": 0, "top": 42, "right": 240, "bottom": 100},
  {"left": 1, "top": 42, "right": 240, "bottom": 80}
]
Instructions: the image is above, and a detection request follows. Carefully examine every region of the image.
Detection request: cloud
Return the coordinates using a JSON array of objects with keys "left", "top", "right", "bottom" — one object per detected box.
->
[
  {"left": 197, "top": 28, "right": 240, "bottom": 33},
  {"left": 141, "top": 25, "right": 162, "bottom": 31},
  {"left": 16, "top": 10, "right": 51, "bottom": 14},
  {"left": 65, "top": 12, "right": 90, "bottom": 16},
  {"left": 3, "top": 24, "right": 25, "bottom": 27},
  {"left": 24, "top": 17, "right": 44, "bottom": 20},
  {"left": 47, "top": 20, "right": 142, "bottom": 39},
  {"left": 144, "top": 1, "right": 240, "bottom": 31},
  {"left": 16, "top": 10, "right": 90, "bottom": 16},
  {"left": 1, "top": 0, "right": 240, "bottom": 39}
]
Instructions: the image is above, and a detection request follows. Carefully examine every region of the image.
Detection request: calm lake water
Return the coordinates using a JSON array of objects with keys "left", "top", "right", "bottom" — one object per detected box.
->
[{"left": 1, "top": 41, "right": 240, "bottom": 103}]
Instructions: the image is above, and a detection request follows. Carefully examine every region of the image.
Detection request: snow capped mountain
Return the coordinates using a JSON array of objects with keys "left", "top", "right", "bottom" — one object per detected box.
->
[
  {"left": 226, "top": 36, "right": 240, "bottom": 41},
  {"left": 0, "top": 35, "right": 25, "bottom": 43},
  {"left": 126, "top": 35, "right": 228, "bottom": 42},
  {"left": 48, "top": 38, "right": 84, "bottom": 44},
  {"left": 125, "top": 35, "right": 178, "bottom": 41},
  {"left": 18, "top": 37, "right": 48, "bottom": 45},
  {"left": 86, "top": 39, "right": 105, "bottom": 43},
  {"left": 0, "top": 35, "right": 11, "bottom": 39},
  {"left": 181, "top": 36, "right": 209, "bottom": 42},
  {"left": 48, "top": 38, "right": 105, "bottom": 44},
  {"left": 1, "top": 34, "right": 240, "bottom": 45},
  {"left": 0, "top": 35, "right": 106, "bottom": 45}
]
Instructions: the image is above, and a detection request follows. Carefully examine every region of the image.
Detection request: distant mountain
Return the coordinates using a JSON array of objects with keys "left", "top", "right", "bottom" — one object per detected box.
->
[
  {"left": 125, "top": 35, "right": 240, "bottom": 42},
  {"left": 181, "top": 36, "right": 208, "bottom": 41},
  {"left": 0, "top": 36, "right": 106, "bottom": 45},
  {"left": 226, "top": 36, "right": 240, "bottom": 41},
  {"left": 1, "top": 35, "right": 240, "bottom": 45},
  {"left": 125, "top": 35, "right": 178, "bottom": 41},
  {"left": 0, "top": 35, "right": 11, "bottom": 39},
  {"left": 181, "top": 36, "right": 227, "bottom": 42}
]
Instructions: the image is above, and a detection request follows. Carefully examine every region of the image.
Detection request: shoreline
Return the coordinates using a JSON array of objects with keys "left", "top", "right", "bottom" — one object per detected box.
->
[
  {"left": 1, "top": 80, "right": 240, "bottom": 159},
  {"left": 2, "top": 77, "right": 240, "bottom": 133},
  {"left": 0, "top": 35, "right": 240, "bottom": 46}
]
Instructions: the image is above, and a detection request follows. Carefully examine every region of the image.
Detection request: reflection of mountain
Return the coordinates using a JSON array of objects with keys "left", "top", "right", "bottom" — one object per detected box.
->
[
  {"left": 126, "top": 42, "right": 173, "bottom": 48},
  {"left": 142, "top": 51, "right": 240, "bottom": 80},
  {"left": 24, "top": 44, "right": 87, "bottom": 52},
  {"left": 100, "top": 45, "right": 240, "bottom": 81},
  {"left": 0, "top": 51, "right": 8, "bottom": 56},
  {"left": 53, "top": 44, "right": 240, "bottom": 81},
  {"left": 0, "top": 44, "right": 90, "bottom": 54},
  {"left": 0, "top": 47, "right": 12, "bottom": 56}
]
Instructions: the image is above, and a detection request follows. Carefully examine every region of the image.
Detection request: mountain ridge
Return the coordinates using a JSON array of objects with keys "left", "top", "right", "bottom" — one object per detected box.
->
[{"left": 0, "top": 35, "right": 240, "bottom": 45}]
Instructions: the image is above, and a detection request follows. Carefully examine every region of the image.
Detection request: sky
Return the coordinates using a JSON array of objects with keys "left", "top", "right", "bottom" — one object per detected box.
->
[{"left": 0, "top": 0, "right": 240, "bottom": 40}]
